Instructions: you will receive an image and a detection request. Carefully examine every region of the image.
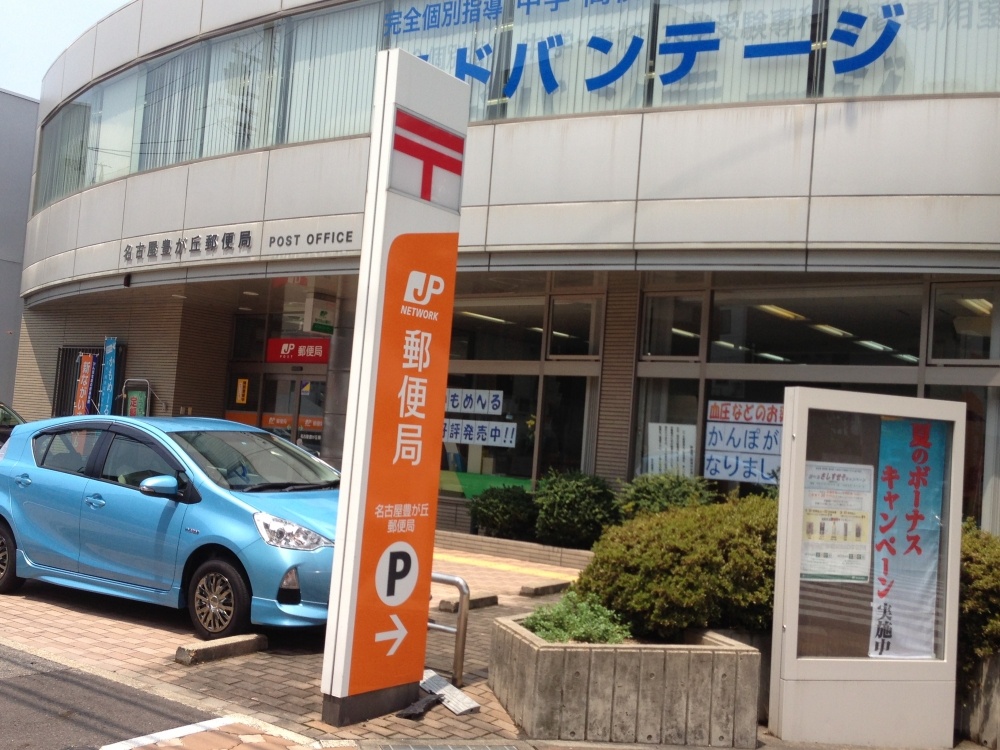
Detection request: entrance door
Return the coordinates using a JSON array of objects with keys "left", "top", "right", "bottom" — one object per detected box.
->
[{"left": 261, "top": 377, "right": 325, "bottom": 455}]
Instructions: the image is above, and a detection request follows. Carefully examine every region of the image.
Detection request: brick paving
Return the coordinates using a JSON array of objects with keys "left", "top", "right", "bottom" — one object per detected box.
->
[{"left": 0, "top": 546, "right": 578, "bottom": 749}]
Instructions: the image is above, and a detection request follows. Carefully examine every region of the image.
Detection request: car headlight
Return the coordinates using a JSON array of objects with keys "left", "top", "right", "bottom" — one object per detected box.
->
[{"left": 254, "top": 512, "right": 333, "bottom": 551}]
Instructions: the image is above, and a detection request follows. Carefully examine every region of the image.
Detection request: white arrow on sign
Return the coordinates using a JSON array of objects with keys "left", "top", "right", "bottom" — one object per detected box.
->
[{"left": 375, "top": 614, "right": 408, "bottom": 655}]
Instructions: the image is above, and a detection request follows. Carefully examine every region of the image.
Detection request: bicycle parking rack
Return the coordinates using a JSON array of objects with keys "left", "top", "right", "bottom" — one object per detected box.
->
[{"left": 429, "top": 572, "right": 470, "bottom": 687}]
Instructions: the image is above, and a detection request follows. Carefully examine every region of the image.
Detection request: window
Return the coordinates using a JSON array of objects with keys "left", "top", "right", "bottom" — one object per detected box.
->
[
  {"left": 100, "top": 435, "right": 176, "bottom": 487},
  {"left": 710, "top": 286, "right": 922, "bottom": 365},
  {"left": 450, "top": 299, "right": 545, "bottom": 360},
  {"left": 641, "top": 294, "right": 702, "bottom": 359},
  {"left": 36, "top": 429, "right": 103, "bottom": 474},
  {"left": 634, "top": 378, "right": 699, "bottom": 476},
  {"left": 931, "top": 284, "right": 1000, "bottom": 361},
  {"left": 549, "top": 298, "right": 603, "bottom": 358}
]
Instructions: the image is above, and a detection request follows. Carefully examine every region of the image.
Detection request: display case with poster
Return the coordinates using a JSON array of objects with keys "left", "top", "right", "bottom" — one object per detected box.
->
[{"left": 770, "top": 387, "right": 965, "bottom": 748}]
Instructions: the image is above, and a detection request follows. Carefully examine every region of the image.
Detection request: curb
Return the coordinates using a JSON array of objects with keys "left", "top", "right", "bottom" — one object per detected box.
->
[
  {"left": 174, "top": 634, "right": 268, "bottom": 665},
  {"left": 438, "top": 594, "right": 499, "bottom": 612},
  {"left": 519, "top": 581, "right": 571, "bottom": 597}
]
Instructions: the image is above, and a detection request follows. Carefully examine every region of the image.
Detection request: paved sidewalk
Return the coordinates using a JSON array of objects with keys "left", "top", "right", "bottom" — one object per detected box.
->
[{"left": 0, "top": 546, "right": 579, "bottom": 749}]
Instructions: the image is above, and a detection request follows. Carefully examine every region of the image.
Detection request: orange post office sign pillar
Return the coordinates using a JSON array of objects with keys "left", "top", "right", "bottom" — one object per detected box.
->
[{"left": 321, "top": 49, "right": 469, "bottom": 725}]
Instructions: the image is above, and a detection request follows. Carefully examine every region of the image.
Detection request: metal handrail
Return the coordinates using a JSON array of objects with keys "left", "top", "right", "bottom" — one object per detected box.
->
[{"left": 429, "top": 572, "right": 470, "bottom": 688}]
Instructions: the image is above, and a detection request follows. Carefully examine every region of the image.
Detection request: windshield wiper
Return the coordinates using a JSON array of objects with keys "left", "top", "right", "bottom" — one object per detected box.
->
[
  {"left": 240, "top": 480, "right": 339, "bottom": 493},
  {"left": 279, "top": 480, "right": 340, "bottom": 491}
]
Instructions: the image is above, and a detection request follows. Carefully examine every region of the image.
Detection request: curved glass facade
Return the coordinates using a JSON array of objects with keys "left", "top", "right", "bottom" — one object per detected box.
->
[{"left": 35, "top": 0, "right": 1000, "bottom": 211}]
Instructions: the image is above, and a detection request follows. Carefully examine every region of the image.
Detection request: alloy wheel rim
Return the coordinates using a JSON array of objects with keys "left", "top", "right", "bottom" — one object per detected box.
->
[
  {"left": 194, "top": 572, "right": 234, "bottom": 633},
  {"left": 0, "top": 536, "right": 7, "bottom": 579}
]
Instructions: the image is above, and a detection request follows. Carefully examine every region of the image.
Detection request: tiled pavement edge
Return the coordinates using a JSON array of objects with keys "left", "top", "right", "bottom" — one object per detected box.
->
[{"left": 0, "top": 547, "right": 578, "bottom": 748}]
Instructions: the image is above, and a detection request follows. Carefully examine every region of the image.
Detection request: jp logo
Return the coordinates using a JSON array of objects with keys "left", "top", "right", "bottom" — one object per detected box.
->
[{"left": 404, "top": 271, "right": 445, "bottom": 306}]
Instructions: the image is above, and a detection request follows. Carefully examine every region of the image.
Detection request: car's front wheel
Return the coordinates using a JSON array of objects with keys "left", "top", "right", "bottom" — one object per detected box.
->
[
  {"left": 0, "top": 523, "right": 25, "bottom": 594},
  {"left": 188, "top": 559, "right": 250, "bottom": 640}
]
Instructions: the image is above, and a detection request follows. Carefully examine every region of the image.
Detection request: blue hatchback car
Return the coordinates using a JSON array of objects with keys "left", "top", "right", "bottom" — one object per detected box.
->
[{"left": 0, "top": 416, "right": 339, "bottom": 639}]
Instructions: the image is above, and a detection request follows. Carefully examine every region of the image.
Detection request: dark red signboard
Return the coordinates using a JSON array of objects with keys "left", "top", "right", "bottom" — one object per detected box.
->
[{"left": 265, "top": 337, "right": 330, "bottom": 364}]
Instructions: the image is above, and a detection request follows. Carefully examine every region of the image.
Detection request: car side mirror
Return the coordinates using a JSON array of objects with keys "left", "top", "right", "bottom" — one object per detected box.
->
[{"left": 139, "top": 475, "right": 179, "bottom": 498}]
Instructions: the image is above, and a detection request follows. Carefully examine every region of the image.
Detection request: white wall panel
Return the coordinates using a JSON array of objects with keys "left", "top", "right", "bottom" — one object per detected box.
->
[
  {"left": 458, "top": 205, "right": 487, "bottom": 249},
  {"left": 74, "top": 241, "right": 122, "bottom": 278},
  {"left": 44, "top": 196, "right": 82, "bottom": 257},
  {"left": 61, "top": 28, "right": 97, "bottom": 102},
  {"left": 139, "top": 0, "right": 204, "bottom": 58},
  {"left": 635, "top": 197, "right": 809, "bottom": 246},
  {"left": 92, "top": 1, "right": 143, "bottom": 81},
  {"left": 38, "top": 55, "right": 66, "bottom": 124},
  {"left": 122, "top": 167, "right": 189, "bottom": 237},
  {"left": 282, "top": 0, "right": 323, "bottom": 8},
  {"left": 461, "top": 125, "right": 493, "bottom": 208},
  {"left": 490, "top": 116, "right": 642, "bottom": 205},
  {"left": 264, "top": 140, "right": 368, "bottom": 220},
  {"left": 25, "top": 252, "right": 77, "bottom": 293},
  {"left": 808, "top": 196, "right": 1000, "bottom": 248},
  {"left": 22, "top": 215, "right": 43, "bottom": 267},
  {"left": 200, "top": 0, "right": 281, "bottom": 33},
  {"left": 486, "top": 202, "right": 635, "bottom": 247},
  {"left": 639, "top": 105, "right": 814, "bottom": 200},
  {"left": 77, "top": 181, "right": 127, "bottom": 248},
  {"left": 812, "top": 99, "right": 1000, "bottom": 197},
  {"left": 185, "top": 153, "right": 268, "bottom": 228}
]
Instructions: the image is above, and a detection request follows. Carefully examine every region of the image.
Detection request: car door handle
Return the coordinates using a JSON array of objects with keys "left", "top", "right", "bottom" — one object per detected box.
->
[
  {"left": 14, "top": 474, "right": 31, "bottom": 488},
  {"left": 84, "top": 494, "right": 106, "bottom": 509}
]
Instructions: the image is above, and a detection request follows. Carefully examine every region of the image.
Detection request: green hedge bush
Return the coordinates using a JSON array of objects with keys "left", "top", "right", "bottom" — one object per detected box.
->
[
  {"left": 534, "top": 470, "right": 620, "bottom": 550},
  {"left": 576, "top": 494, "right": 778, "bottom": 640},
  {"left": 615, "top": 472, "right": 718, "bottom": 521},
  {"left": 959, "top": 519, "right": 1000, "bottom": 698},
  {"left": 521, "top": 590, "right": 630, "bottom": 644},
  {"left": 468, "top": 484, "right": 538, "bottom": 541}
]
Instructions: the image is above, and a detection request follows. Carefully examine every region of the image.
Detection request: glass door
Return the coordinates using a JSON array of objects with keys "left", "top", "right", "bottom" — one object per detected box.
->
[{"left": 260, "top": 377, "right": 326, "bottom": 455}]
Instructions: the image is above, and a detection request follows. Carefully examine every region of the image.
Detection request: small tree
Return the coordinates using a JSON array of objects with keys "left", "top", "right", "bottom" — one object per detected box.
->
[
  {"left": 576, "top": 494, "right": 777, "bottom": 640},
  {"left": 468, "top": 484, "right": 537, "bottom": 541},
  {"left": 521, "top": 590, "right": 630, "bottom": 644},
  {"left": 959, "top": 519, "right": 1000, "bottom": 699},
  {"left": 615, "top": 472, "right": 717, "bottom": 521},
  {"left": 534, "top": 470, "right": 619, "bottom": 550}
]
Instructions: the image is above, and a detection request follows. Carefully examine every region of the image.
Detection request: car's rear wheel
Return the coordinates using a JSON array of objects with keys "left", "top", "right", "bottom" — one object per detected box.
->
[
  {"left": 188, "top": 559, "right": 250, "bottom": 640},
  {"left": 0, "top": 523, "right": 25, "bottom": 594}
]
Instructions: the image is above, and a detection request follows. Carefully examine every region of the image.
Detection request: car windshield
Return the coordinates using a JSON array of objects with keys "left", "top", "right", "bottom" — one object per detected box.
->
[{"left": 169, "top": 430, "right": 340, "bottom": 491}]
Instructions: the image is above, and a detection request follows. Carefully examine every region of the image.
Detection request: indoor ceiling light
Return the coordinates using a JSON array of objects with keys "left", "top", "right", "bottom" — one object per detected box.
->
[
  {"left": 894, "top": 353, "right": 919, "bottom": 363},
  {"left": 171, "top": 293, "right": 186, "bottom": 299},
  {"left": 713, "top": 340, "right": 736, "bottom": 349},
  {"left": 238, "top": 306, "right": 252, "bottom": 312},
  {"left": 810, "top": 323, "right": 852, "bottom": 338},
  {"left": 671, "top": 327, "right": 699, "bottom": 339},
  {"left": 242, "top": 290, "right": 260, "bottom": 297},
  {"left": 756, "top": 352, "right": 787, "bottom": 362},
  {"left": 958, "top": 298, "right": 994, "bottom": 316},
  {"left": 755, "top": 304, "right": 807, "bottom": 321},
  {"left": 461, "top": 311, "right": 509, "bottom": 324},
  {"left": 856, "top": 340, "right": 893, "bottom": 352}
]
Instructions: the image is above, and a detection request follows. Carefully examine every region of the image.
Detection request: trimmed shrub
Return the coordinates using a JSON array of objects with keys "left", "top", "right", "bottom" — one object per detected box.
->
[
  {"left": 959, "top": 519, "right": 1000, "bottom": 698},
  {"left": 468, "top": 484, "right": 537, "bottom": 541},
  {"left": 615, "top": 472, "right": 718, "bottom": 521},
  {"left": 521, "top": 590, "right": 630, "bottom": 644},
  {"left": 576, "top": 494, "right": 778, "bottom": 641},
  {"left": 534, "top": 470, "right": 620, "bottom": 550}
]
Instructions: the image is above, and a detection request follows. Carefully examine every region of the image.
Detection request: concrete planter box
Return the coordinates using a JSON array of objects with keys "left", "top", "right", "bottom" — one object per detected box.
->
[
  {"left": 490, "top": 616, "right": 760, "bottom": 747},
  {"left": 958, "top": 654, "right": 1000, "bottom": 747}
]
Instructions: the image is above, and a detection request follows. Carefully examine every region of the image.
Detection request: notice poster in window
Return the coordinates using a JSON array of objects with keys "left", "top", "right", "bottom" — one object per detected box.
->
[
  {"left": 801, "top": 461, "right": 874, "bottom": 582},
  {"left": 647, "top": 423, "right": 696, "bottom": 476}
]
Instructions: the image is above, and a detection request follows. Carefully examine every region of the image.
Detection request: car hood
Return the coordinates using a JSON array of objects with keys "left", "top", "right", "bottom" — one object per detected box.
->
[{"left": 236, "top": 489, "right": 340, "bottom": 540}]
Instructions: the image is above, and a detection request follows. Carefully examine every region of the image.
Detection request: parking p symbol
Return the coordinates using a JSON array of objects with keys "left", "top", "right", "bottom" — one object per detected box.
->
[{"left": 376, "top": 542, "right": 418, "bottom": 606}]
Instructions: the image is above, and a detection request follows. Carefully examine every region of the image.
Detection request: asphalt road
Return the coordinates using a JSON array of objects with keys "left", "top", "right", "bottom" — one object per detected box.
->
[{"left": 0, "top": 642, "right": 210, "bottom": 750}]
